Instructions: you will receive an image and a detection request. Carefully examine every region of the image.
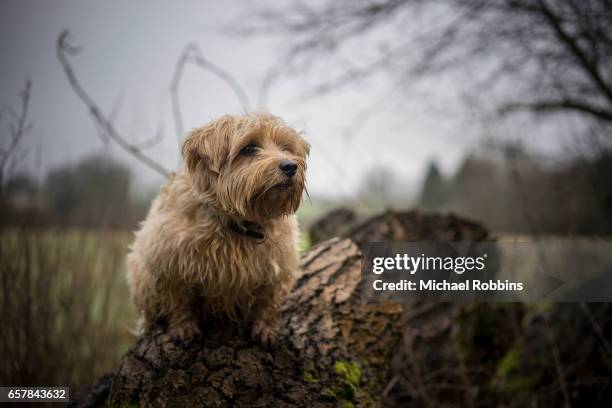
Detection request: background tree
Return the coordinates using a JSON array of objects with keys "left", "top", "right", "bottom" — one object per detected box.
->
[
  {"left": 43, "top": 155, "right": 133, "bottom": 229},
  {"left": 0, "top": 80, "right": 31, "bottom": 200},
  {"left": 419, "top": 161, "right": 447, "bottom": 210},
  {"left": 246, "top": 0, "right": 612, "bottom": 127}
]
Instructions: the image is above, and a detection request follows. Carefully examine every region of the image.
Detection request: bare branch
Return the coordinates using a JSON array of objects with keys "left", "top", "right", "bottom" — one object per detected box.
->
[
  {"left": 245, "top": 0, "right": 612, "bottom": 128},
  {"left": 537, "top": 0, "right": 612, "bottom": 103},
  {"left": 132, "top": 123, "right": 164, "bottom": 151},
  {"left": 56, "top": 30, "right": 170, "bottom": 178},
  {"left": 171, "top": 43, "right": 251, "bottom": 145},
  {"left": 0, "top": 79, "right": 32, "bottom": 194},
  {"left": 501, "top": 99, "right": 612, "bottom": 122},
  {"left": 107, "top": 91, "right": 125, "bottom": 131},
  {"left": 106, "top": 92, "right": 164, "bottom": 151}
]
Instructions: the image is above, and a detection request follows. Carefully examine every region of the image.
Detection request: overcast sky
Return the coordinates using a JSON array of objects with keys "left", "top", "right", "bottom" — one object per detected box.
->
[{"left": 1, "top": 0, "right": 553, "bottom": 199}]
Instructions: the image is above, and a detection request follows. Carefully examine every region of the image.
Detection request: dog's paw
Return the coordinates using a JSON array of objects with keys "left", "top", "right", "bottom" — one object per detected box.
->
[
  {"left": 251, "top": 320, "right": 278, "bottom": 348},
  {"left": 168, "top": 321, "right": 201, "bottom": 343}
]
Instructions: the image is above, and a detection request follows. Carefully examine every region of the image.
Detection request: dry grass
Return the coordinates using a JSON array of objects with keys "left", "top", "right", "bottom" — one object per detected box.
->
[{"left": 0, "top": 229, "right": 136, "bottom": 390}]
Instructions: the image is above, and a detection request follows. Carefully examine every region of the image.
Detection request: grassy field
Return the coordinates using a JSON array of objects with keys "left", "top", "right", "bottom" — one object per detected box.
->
[{"left": 0, "top": 229, "right": 137, "bottom": 390}]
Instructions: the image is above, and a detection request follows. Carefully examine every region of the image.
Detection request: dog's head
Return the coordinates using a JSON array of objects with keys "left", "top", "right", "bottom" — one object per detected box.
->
[{"left": 182, "top": 113, "right": 310, "bottom": 221}]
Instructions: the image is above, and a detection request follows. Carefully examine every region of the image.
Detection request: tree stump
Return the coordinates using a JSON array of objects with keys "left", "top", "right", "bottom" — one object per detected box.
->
[
  {"left": 344, "top": 210, "right": 490, "bottom": 245},
  {"left": 308, "top": 209, "right": 490, "bottom": 246},
  {"left": 308, "top": 208, "right": 357, "bottom": 245}
]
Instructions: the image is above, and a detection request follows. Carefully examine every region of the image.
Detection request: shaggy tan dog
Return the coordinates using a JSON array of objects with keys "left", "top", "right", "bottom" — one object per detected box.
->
[{"left": 126, "top": 113, "right": 309, "bottom": 344}]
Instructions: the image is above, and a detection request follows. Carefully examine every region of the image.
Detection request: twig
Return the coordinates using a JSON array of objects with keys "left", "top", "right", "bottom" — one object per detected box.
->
[
  {"left": 132, "top": 124, "right": 164, "bottom": 151},
  {"left": 170, "top": 43, "right": 251, "bottom": 145},
  {"left": 500, "top": 99, "right": 612, "bottom": 122},
  {"left": 545, "top": 321, "right": 572, "bottom": 408},
  {"left": 56, "top": 30, "right": 170, "bottom": 178},
  {"left": 106, "top": 92, "right": 163, "bottom": 151},
  {"left": 0, "top": 80, "right": 31, "bottom": 193},
  {"left": 382, "top": 375, "right": 398, "bottom": 399},
  {"left": 580, "top": 303, "right": 612, "bottom": 362}
]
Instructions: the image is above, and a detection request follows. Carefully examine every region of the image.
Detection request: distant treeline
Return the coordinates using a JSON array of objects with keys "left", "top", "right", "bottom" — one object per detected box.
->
[
  {"left": 3, "top": 146, "right": 611, "bottom": 236},
  {"left": 419, "top": 146, "right": 612, "bottom": 236},
  {"left": 0, "top": 155, "right": 153, "bottom": 230}
]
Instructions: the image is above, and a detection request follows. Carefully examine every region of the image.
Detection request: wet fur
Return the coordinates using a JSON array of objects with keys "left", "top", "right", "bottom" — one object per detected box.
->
[{"left": 126, "top": 113, "right": 309, "bottom": 343}]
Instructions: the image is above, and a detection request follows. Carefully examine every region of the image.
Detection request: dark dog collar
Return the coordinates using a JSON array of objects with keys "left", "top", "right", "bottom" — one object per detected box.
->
[{"left": 228, "top": 219, "right": 266, "bottom": 243}]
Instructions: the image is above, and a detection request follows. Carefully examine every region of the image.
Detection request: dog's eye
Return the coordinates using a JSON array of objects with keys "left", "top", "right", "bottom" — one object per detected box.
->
[{"left": 240, "top": 144, "right": 258, "bottom": 156}]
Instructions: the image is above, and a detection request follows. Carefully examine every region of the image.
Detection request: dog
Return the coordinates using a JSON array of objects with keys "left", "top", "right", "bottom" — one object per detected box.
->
[{"left": 126, "top": 112, "right": 309, "bottom": 345}]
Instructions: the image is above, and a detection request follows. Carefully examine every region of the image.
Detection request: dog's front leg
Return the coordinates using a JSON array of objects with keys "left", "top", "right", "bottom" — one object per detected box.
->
[
  {"left": 167, "top": 306, "right": 201, "bottom": 342},
  {"left": 165, "top": 287, "right": 201, "bottom": 342},
  {"left": 251, "top": 285, "right": 285, "bottom": 347}
]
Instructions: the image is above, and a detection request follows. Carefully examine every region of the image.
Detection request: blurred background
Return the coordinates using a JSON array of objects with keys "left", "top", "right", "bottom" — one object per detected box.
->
[{"left": 1, "top": 0, "right": 611, "bottom": 405}]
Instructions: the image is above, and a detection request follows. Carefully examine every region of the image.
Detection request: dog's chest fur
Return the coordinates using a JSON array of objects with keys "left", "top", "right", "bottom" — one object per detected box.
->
[
  {"left": 185, "top": 208, "right": 299, "bottom": 289},
  {"left": 132, "top": 174, "right": 299, "bottom": 314}
]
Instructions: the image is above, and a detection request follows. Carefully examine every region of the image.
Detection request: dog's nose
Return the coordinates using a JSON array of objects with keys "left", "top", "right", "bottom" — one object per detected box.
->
[{"left": 279, "top": 160, "right": 298, "bottom": 177}]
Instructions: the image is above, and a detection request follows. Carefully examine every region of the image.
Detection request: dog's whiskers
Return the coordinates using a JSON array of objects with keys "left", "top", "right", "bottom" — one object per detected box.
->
[{"left": 304, "top": 186, "right": 312, "bottom": 205}]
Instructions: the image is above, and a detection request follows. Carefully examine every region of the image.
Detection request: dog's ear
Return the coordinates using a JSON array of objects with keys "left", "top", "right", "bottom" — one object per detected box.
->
[{"left": 182, "top": 116, "right": 234, "bottom": 174}]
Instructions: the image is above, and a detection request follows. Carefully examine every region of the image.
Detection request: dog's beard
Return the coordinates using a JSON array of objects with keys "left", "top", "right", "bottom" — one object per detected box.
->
[
  {"left": 251, "top": 180, "right": 304, "bottom": 220},
  {"left": 212, "top": 168, "right": 304, "bottom": 222}
]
